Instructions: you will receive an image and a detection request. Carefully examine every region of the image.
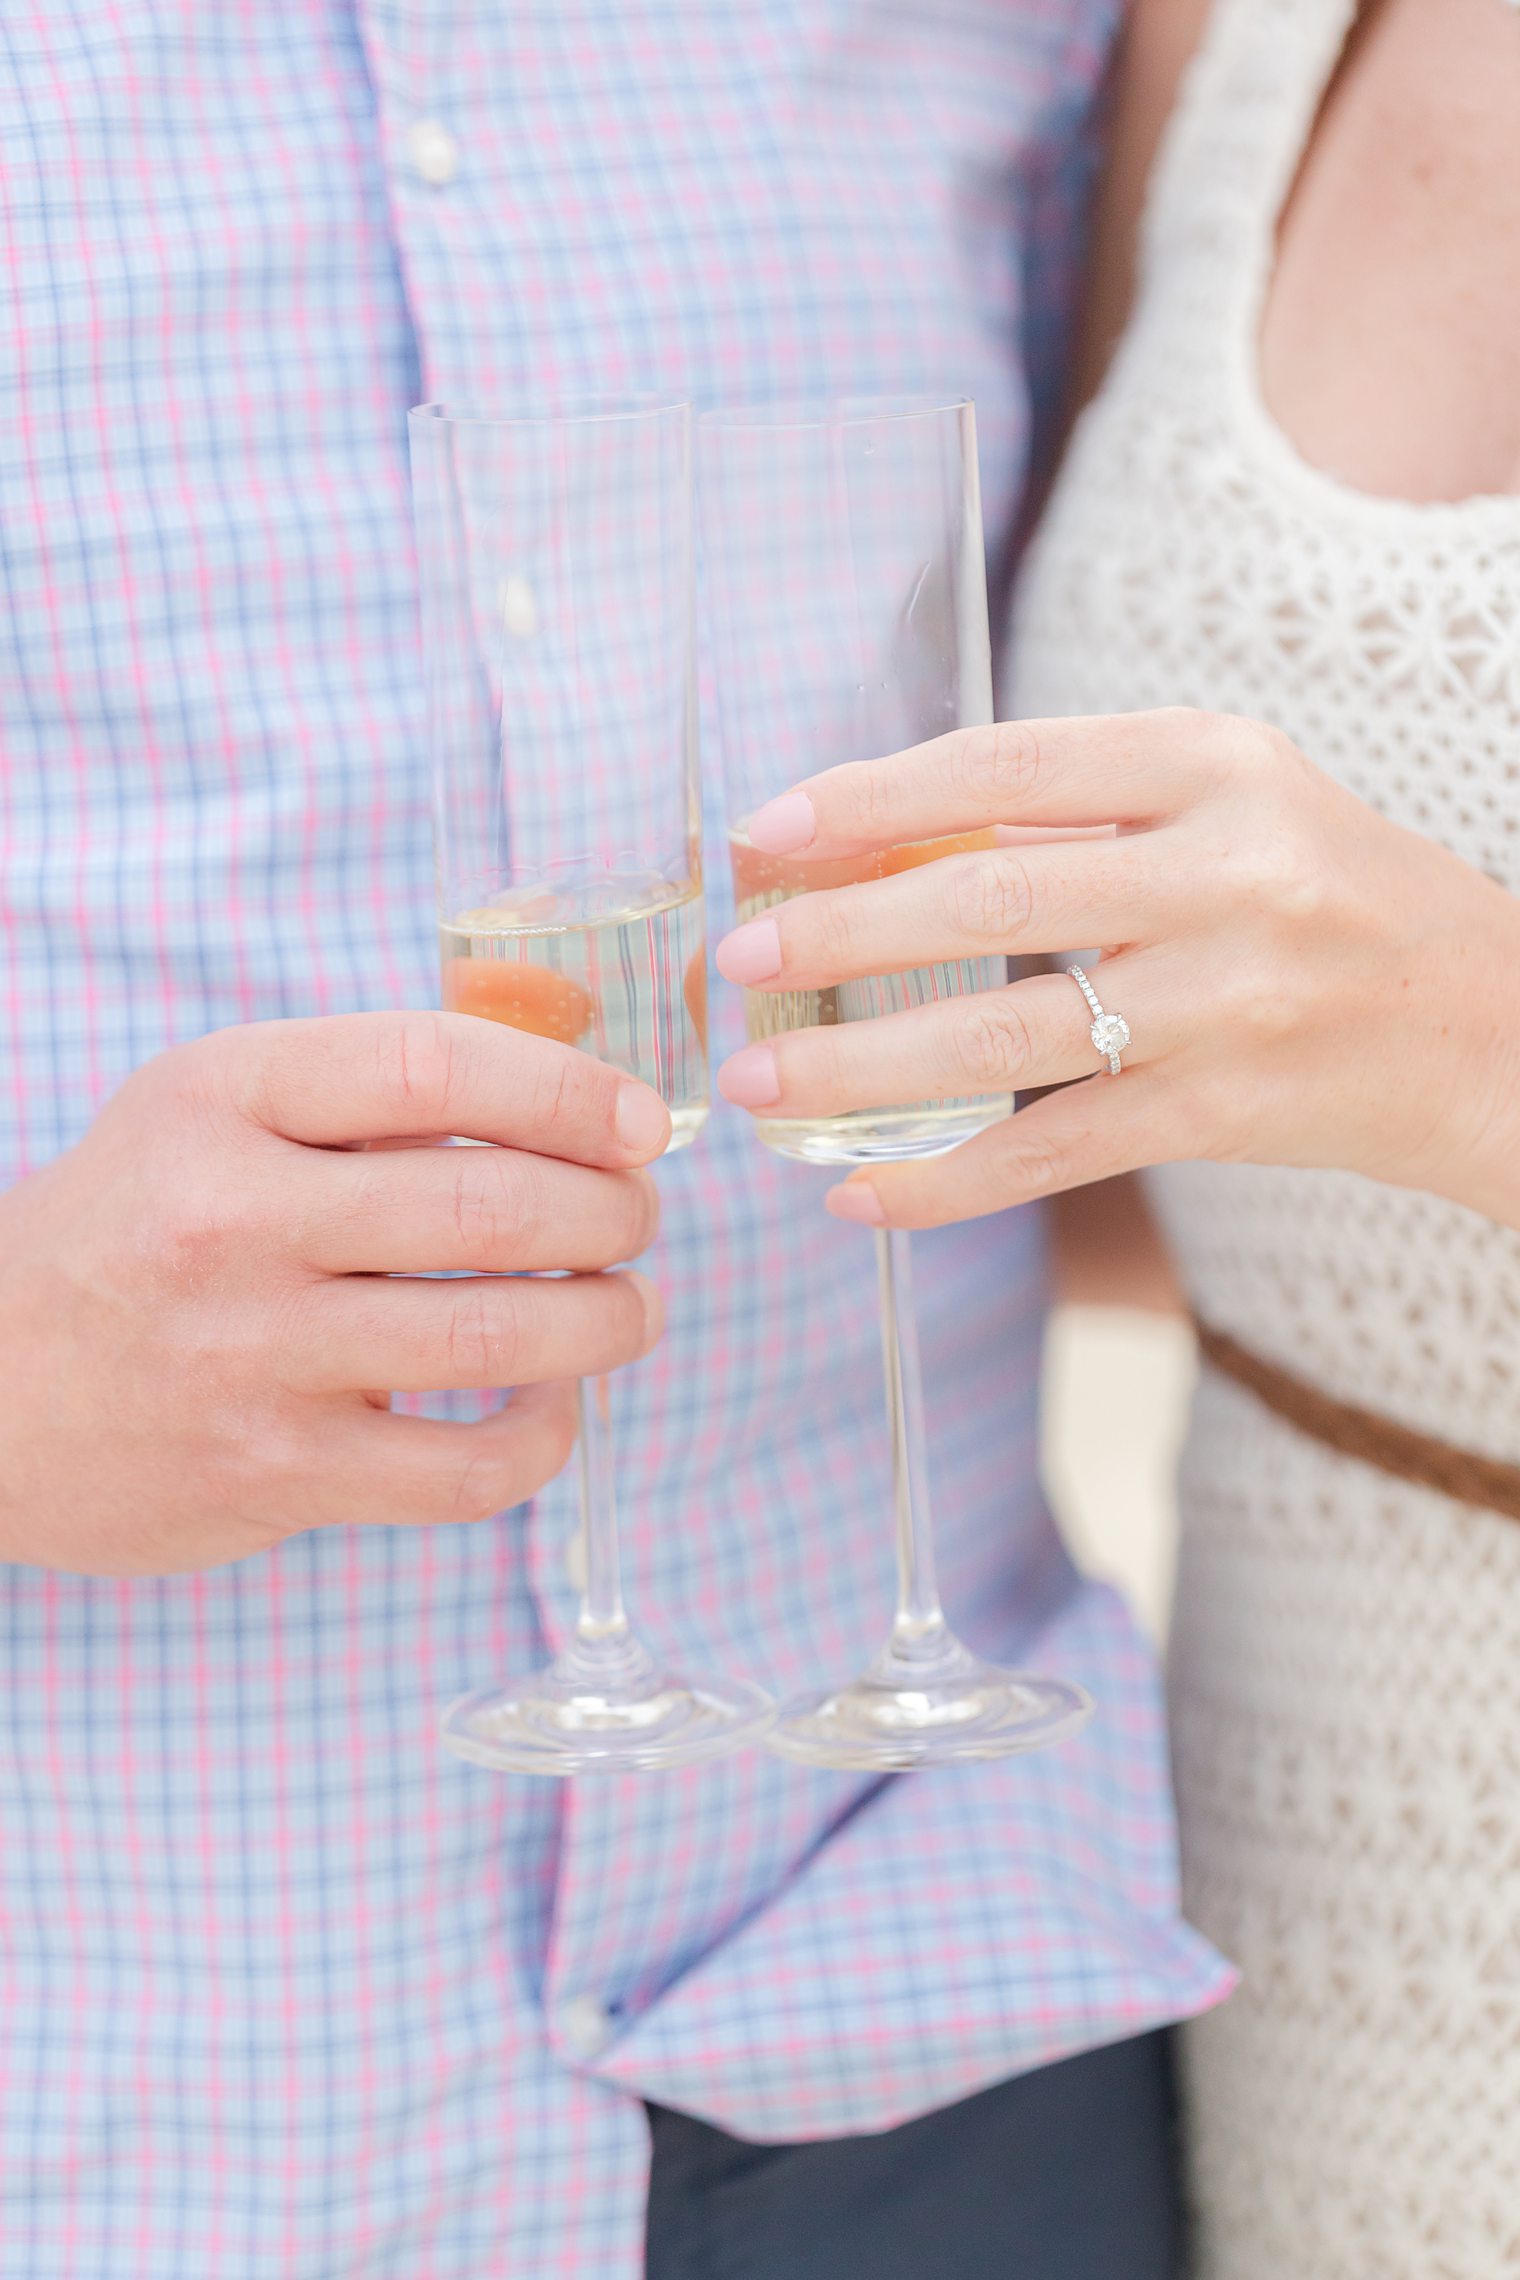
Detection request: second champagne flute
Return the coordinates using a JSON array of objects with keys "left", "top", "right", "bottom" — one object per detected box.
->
[
  {"left": 410, "top": 397, "right": 774, "bottom": 1774},
  {"left": 702, "top": 396, "right": 1092, "bottom": 1770}
]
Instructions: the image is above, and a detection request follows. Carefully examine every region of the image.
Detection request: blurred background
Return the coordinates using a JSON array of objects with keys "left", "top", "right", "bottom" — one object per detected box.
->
[
  {"left": 1042, "top": 1303, "right": 1193, "bottom": 1646},
  {"left": 1040, "top": 1185, "right": 1193, "bottom": 1645}
]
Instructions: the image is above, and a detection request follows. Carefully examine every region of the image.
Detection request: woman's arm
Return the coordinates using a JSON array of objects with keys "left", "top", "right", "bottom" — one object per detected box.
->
[
  {"left": 1069, "top": 0, "right": 1216, "bottom": 413},
  {"left": 1051, "top": 1172, "right": 1184, "bottom": 1312}
]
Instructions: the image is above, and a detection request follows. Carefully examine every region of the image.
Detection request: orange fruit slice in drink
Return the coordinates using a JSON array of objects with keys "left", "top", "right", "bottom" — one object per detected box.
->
[
  {"left": 879, "top": 827, "right": 997, "bottom": 875},
  {"left": 443, "top": 958, "right": 593, "bottom": 1045},
  {"left": 729, "top": 826, "right": 996, "bottom": 904}
]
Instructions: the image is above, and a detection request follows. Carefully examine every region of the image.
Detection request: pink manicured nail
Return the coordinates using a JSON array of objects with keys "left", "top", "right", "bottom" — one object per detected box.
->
[
  {"left": 715, "top": 915, "right": 783, "bottom": 984},
  {"left": 825, "top": 1181, "right": 886, "bottom": 1226},
  {"left": 746, "top": 791, "right": 817, "bottom": 855},
  {"left": 717, "top": 1044, "right": 781, "bottom": 1108}
]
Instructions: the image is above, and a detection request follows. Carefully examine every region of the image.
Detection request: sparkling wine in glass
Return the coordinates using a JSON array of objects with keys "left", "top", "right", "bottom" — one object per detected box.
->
[
  {"left": 727, "top": 824, "right": 1010, "bottom": 1161},
  {"left": 703, "top": 396, "right": 1091, "bottom": 1771},
  {"left": 441, "top": 868, "right": 709, "bottom": 1147},
  {"left": 410, "top": 397, "right": 774, "bottom": 1774}
]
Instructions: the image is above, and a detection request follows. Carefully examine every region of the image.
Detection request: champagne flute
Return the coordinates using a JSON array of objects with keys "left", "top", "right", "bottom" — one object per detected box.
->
[
  {"left": 701, "top": 396, "right": 1092, "bottom": 1770},
  {"left": 409, "top": 397, "right": 774, "bottom": 1773}
]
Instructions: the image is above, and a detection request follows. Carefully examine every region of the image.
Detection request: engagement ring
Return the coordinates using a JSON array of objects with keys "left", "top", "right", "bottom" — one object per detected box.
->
[{"left": 1067, "top": 964, "right": 1130, "bottom": 1075}]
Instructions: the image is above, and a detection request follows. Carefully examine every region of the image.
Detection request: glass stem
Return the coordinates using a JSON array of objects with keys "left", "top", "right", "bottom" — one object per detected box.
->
[
  {"left": 874, "top": 1230, "right": 957, "bottom": 1671},
  {"left": 576, "top": 1375, "right": 628, "bottom": 1639},
  {"left": 555, "top": 1377, "right": 658, "bottom": 1693}
]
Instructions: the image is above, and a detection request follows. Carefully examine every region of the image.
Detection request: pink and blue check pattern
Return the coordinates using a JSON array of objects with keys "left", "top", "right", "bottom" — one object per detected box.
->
[{"left": 0, "top": 3, "right": 1233, "bottom": 2274}]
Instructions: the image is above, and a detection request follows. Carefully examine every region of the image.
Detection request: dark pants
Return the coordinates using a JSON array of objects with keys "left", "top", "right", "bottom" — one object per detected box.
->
[{"left": 645, "top": 2029, "right": 1183, "bottom": 2280}]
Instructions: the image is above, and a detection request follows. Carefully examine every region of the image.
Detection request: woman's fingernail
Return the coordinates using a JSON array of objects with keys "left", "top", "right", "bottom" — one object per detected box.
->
[
  {"left": 747, "top": 791, "right": 817, "bottom": 855},
  {"left": 616, "top": 1084, "right": 671, "bottom": 1155},
  {"left": 717, "top": 1044, "right": 781, "bottom": 1108},
  {"left": 825, "top": 1180, "right": 886, "bottom": 1226},
  {"left": 715, "top": 916, "right": 783, "bottom": 984}
]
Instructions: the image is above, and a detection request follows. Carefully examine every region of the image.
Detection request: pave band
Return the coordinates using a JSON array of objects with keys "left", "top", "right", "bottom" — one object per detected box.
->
[{"left": 1067, "top": 964, "right": 1130, "bottom": 1075}]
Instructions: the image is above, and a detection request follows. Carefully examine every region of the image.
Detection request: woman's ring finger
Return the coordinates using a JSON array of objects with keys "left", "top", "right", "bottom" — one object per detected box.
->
[{"left": 716, "top": 961, "right": 1159, "bottom": 1120}]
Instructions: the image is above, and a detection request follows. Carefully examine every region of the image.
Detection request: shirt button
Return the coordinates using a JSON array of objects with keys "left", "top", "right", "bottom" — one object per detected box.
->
[
  {"left": 406, "top": 119, "right": 460, "bottom": 188},
  {"left": 498, "top": 574, "right": 540, "bottom": 641},
  {"left": 561, "top": 1994, "right": 615, "bottom": 2060}
]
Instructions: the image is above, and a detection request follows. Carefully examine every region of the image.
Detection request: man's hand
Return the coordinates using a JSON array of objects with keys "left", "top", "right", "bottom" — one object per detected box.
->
[{"left": 0, "top": 1012, "right": 671, "bottom": 1575}]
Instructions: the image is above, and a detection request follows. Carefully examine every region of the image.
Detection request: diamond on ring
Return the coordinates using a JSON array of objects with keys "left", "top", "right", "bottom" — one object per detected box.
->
[{"left": 1067, "top": 965, "right": 1130, "bottom": 1075}]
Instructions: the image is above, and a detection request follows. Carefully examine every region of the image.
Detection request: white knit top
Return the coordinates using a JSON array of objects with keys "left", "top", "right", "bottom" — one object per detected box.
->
[{"left": 1011, "top": 0, "right": 1520, "bottom": 2270}]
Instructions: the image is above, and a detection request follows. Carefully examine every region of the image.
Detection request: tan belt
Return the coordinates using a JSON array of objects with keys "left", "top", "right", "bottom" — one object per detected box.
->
[{"left": 1195, "top": 1321, "right": 1520, "bottom": 1525}]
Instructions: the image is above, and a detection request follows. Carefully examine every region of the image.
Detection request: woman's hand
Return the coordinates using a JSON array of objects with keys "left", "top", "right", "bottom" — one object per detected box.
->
[{"left": 714, "top": 709, "right": 1520, "bottom": 1230}]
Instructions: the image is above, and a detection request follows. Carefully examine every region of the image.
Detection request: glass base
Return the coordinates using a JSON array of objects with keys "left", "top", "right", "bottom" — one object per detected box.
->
[
  {"left": 764, "top": 1640, "right": 1091, "bottom": 1771},
  {"left": 442, "top": 1662, "right": 775, "bottom": 1775},
  {"left": 665, "top": 1103, "right": 709, "bottom": 1151},
  {"left": 755, "top": 1097, "right": 1011, "bottom": 1166}
]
